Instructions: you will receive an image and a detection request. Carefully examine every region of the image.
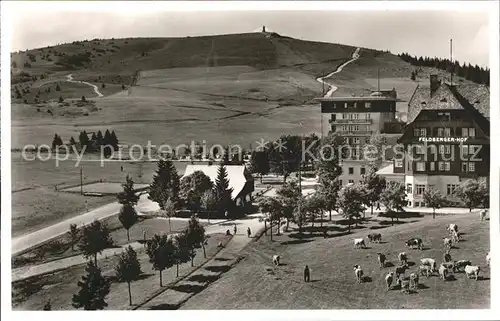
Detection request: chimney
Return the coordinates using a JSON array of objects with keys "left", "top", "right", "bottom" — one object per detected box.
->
[{"left": 430, "top": 74, "right": 441, "bottom": 96}]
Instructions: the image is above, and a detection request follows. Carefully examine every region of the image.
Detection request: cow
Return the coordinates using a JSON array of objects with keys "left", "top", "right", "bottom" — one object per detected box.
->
[
  {"left": 272, "top": 255, "right": 280, "bottom": 266},
  {"left": 409, "top": 272, "right": 419, "bottom": 290},
  {"left": 377, "top": 253, "right": 386, "bottom": 268},
  {"left": 451, "top": 230, "right": 461, "bottom": 244},
  {"left": 353, "top": 265, "right": 363, "bottom": 283},
  {"left": 447, "top": 223, "right": 458, "bottom": 234},
  {"left": 443, "top": 250, "right": 452, "bottom": 263},
  {"left": 480, "top": 210, "right": 487, "bottom": 221},
  {"left": 395, "top": 264, "right": 409, "bottom": 279},
  {"left": 441, "top": 262, "right": 455, "bottom": 272},
  {"left": 385, "top": 272, "right": 394, "bottom": 290},
  {"left": 398, "top": 252, "right": 408, "bottom": 265},
  {"left": 443, "top": 237, "right": 453, "bottom": 249},
  {"left": 406, "top": 238, "right": 423, "bottom": 250},
  {"left": 419, "top": 264, "right": 432, "bottom": 277},
  {"left": 453, "top": 260, "right": 472, "bottom": 273},
  {"left": 464, "top": 265, "right": 480, "bottom": 281},
  {"left": 420, "top": 258, "right": 437, "bottom": 272},
  {"left": 439, "top": 264, "right": 449, "bottom": 281},
  {"left": 487, "top": 252, "right": 491, "bottom": 266},
  {"left": 367, "top": 233, "right": 382, "bottom": 243},
  {"left": 354, "top": 238, "right": 366, "bottom": 249},
  {"left": 396, "top": 278, "right": 410, "bottom": 294}
]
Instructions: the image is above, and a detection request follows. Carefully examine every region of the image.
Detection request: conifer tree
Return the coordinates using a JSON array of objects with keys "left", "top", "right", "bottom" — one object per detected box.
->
[
  {"left": 149, "top": 159, "right": 180, "bottom": 208},
  {"left": 117, "top": 175, "right": 140, "bottom": 207},
  {"left": 214, "top": 163, "right": 233, "bottom": 216},
  {"left": 72, "top": 261, "right": 111, "bottom": 310},
  {"left": 115, "top": 245, "right": 142, "bottom": 306}
]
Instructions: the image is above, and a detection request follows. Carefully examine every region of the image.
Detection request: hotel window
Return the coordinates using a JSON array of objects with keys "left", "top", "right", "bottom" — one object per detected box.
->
[
  {"left": 437, "top": 128, "right": 444, "bottom": 137},
  {"left": 462, "top": 127, "right": 476, "bottom": 137},
  {"left": 360, "top": 167, "right": 366, "bottom": 175},
  {"left": 353, "top": 138, "right": 360, "bottom": 144},
  {"left": 344, "top": 103, "right": 348, "bottom": 109},
  {"left": 347, "top": 102, "right": 355, "bottom": 108},
  {"left": 407, "top": 184, "right": 413, "bottom": 194},
  {"left": 366, "top": 102, "right": 371, "bottom": 108},
  {"left": 447, "top": 184, "right": 458, "bottom": 195},
  {"left": 354, "top": 113, "right": 360, "bottom": 119},
  {"left": 348, "top": 179, "right": 355, "bottom": 184},
  {"left": 416, "top": 184, "right": 426, "bottom": 195},
  {"left": 342, "top": 113, "right": 348, "bottom": 119},
  {"left": 416, "top": 162, "right": 425, "bottom": 172},
  {"left": 366, "top": 113, "right": 371, "bottom": 119},
  {"left": 461, "top": 128, "right": 468, "bottom": 137},
  {"left": 414, "top": 128, "right": 420, "bottom": 137},
  {"left": 348, "top": 167, "right": 354, "bottom": 175},
  {"left": 444, "top": 128, "right": 451, "bottom": 137},
  {"left": 461, "top": 162, "right": 468, "bottom": 172},
  {"left": 438, "top": 162, "right": 445, "bottom": 171},
  {"left": 468, "top": 162, "right": 475, "bottom": 172},
  {"left": 444, "top": 162, "right": 451, "bottom": 171},
  {"left": 420, "top": 128, "right": 427, "bottom": 137},
  {"left": 461, "top": 145, "right": 469, "bottom": 159},
  {"left": 429, "top": 162, "right": 435, "bottom": 171},
  {"left": 469, "top": 128, "right": 476, "bottom": 137}
]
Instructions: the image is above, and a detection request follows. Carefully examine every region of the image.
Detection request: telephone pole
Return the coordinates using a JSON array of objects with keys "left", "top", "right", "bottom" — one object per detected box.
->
[
  {"left": 450, "top": 39, "right": 453, "bottom": 85},
  {"left": 80, "top": 167, "right": 83, "bottom": 195}
]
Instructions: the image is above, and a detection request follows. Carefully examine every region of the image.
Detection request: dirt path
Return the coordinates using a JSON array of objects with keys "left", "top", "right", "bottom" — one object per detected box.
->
[
  {"left": 66, "top": 74, "right": 104, "bottom": 97},
  {"left": 316, "top": 47, "right": 360, "bottom": 97}
]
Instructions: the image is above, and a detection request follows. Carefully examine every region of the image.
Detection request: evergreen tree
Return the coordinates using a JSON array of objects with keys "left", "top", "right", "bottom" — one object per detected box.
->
[
  {"left": 79, "top": 130, "right": 90, "bottom": 149},
  {"left": 78, "top": 220, "right": 114, "bottom": 266},
  {"left": 148, "top": 159, "right": 180, "bottom": 209},
  {"left": 118, "top": 204, "right": 138, "bottom": 242},
  {"left": 72, "top": 261, "right": 111, "bottom": 310},
  {"left": 56, "top": 83, "right": 61, "bottom": 91},
  {"left": 69, "top": 136, "right": 77, "bottom": 146},
  {"left": 250, "top": 150, "right": 270, "bottom": 183},
  {"left": 58, "top": 96, "right": 64, "bottom": 103},
  {"left": 110, "top": 130, "right": 119, "bottom": 150},
  {"left": 214, "top": 163, "right": 234, "bottom": 216},
  {"left": 117, "top": 175, "right": 140, "bottom": 206},
  {"left": 52, "top": 134, "right": 60, "bottom": 150},
  {"left": 96, "top": 130, "right": 104, "bottom": 147},
  {"left": 115, "top": 245, "right": 142, "bottom": 306},
  {"left": 68, "top": 223, "right": 79, "bottom": 251},
  {"left": 103, "top": 129, "right": 112, "bottom": 157}
]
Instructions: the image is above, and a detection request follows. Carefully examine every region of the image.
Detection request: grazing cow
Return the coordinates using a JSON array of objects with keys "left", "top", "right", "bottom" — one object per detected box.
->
[
  {"left": 480, "top": 210, "right": 487, "bottom": 221},
  {"left": 443, "top": 237, "right": 453, "bottom": 249},
  {"left": 272, "top": 255, "right": 280, "bottom": 266},
  {"left": 453, "top": 260, "right": 472, "bottom": 273},
  {"left": 377, "top": 253, "right": 387, "bottom": 268},
  {"left": 464, "top": 265, "right": 480, "bottom": 281},
  {"left": 406, "top": 238, "right": 423, "bottom": 250},
  {"left": 441, "top": 262, "right": 455, "bottom": 272},
  {"left": 397, "top": 278, "right": 410, "bottom": 294},
  {"left": 451, "top": 230, "right": 461, "bottom": 244},
  {"left": 395, "top": 264, "right": 408, "bottom": 279},
  {"left": 447, "top": 223, "right": 458, "bottom": 234},
  {"left": 420, "top": 258, "right": 437, "bottom": 272},
  {"left": 443, "top": 250, "right": 452, "bottom": 263},
  {"left": 487, "top": 252, "right": 491, "bottom": 266},
  {"left": 398, "top": 252, "right": 408, "bottom": 265},
  {"left": 385, "top": 272, "right": 394, "bottom": 290},
  {"left": 419, "top": 264, "right": 432, "bottom": 277},
  {"left": 353, "top": 265, "right": 363, "bottom": 283},
  {"left": 409, "top": 272, "right": 419, "bottom": 290},
  {"left": 439, "top": 264, "right": 449, "bottom": 281},
  {"left": 368, "top": 233, "right": 382, "bottom": 243},
  {"left": 354, "top": 238, "right": 366, "bottom": 249}
]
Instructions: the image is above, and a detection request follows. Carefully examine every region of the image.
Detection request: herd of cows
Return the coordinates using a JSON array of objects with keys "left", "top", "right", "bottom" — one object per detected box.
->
[{"left": 353, "top": 222, "right": 490, "bottom": 294}]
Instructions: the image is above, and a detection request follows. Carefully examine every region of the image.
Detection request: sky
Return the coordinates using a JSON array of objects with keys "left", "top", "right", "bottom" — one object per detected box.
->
[{"left": 7, "top": 3, "right": 491, "bottom": 67}]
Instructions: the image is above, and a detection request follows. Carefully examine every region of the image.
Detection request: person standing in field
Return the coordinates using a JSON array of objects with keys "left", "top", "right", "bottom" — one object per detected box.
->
[
  {"left": 234, "top": 224, "right": 237, "bottom": 235},
  {"left": 304, "top": 265, "right": 310, "bottom": 282},
  {"left": 247, "top": 227, "right": 251, "bottom": 238}
]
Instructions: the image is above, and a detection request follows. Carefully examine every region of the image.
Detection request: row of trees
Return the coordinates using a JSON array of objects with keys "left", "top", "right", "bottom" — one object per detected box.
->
[
  {"left": 50, "top": 129, "right": 120, "bottom": 153},
  {"left": 148, "top": 159, "right": 236, "bottom": 219},
  {"left": 69, "top": 174, "right": 209, "bottom": 309},
  {"left": 399, "top": 52, "right": 490, "bottom": 86}
]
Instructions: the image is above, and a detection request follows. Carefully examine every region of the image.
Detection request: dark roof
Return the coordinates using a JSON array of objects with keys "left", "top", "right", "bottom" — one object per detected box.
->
[{"left": 407, "top": 82, "right": 489, "bottom": 123}]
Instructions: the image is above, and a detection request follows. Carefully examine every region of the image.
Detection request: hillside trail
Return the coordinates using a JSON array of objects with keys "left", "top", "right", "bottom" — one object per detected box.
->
[
  {"left": 66, "top": 74, "right": 104, "bottom": 98},
  {"left": 316, "top": 47, "right": 361, "bottom": 97}
]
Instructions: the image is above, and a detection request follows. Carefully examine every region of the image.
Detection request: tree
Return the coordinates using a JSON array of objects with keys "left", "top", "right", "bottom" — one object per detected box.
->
[
  {"left": 69, "top": 136, "right": 77, "bottom": 146},
  {"left": 43, "top": 300, "right": 52, "bottom": 310},
  {"left": 68, "top": 224, "right": 79, "bottom": 251},
  {"left": 320, "top": 179, "right": 341, "bottom": 221},
  {"left": 316, "top": 134, "right": 343, "bottom": 186},
  {"left": 52, "top": 134, "right": 62, "bottom": 150},
  {"left": 81, "top": 95, "right": 86, "bottom": 102},
  {"left": 258, "top": 196, "right": 282, "bottom": 240},
  {"left": 337, "top": 184, "right": 365, "bottom": 233},
  {"left": 119, "top": 204, "right": 138, "bottom": 242},
  {"left": 103, "top": 129, "right": 112, "bottom": 157},
  {"left": 96, "top": 130, "right": 104, "bottom": 147},
  {"left": 306, "top": 192, "right": 326, "bottom": 229},
  {"left": 109, "top": 130, "right": 119, "bottom": 150},
  {"left": 173, "top": 233, "right": 191, "bottom": 277},
  {"left": 78, "top": 220, "right": 114, "bottom": 266},
  {"left": 115, "top": 245, "right": 142, "bottom": 306},
  {"left": 423, "top": 188, "right": 446, "bottom": 219},
  {"left": 453, "top": 179, "right": 487, "bottom": 212},
  {"left": 79, "top": 130, "right": 89, "bottom": 149},
  {"left": 146, "top": 234, "right": 176, "bottom": 287},
  {"left": 117, "top": 175, "right": 140, "bottom": 206},
  {"left": 201, "top": 189, "right": 217, "bottom": 223},
  {"left": 360, "top": 168, "right": 387, "bottom": 217},
  {"left": 380, "top": 181, "right": 408, "bottom": 225},
  {"left": 72, "top": 261, "right": 111, "bottom": 310},
  {"left": 149, "top": 159, "right": 180, "bottom": 209},
  {"left": 180, "top": 170, "right": 213, "bottom": 213},
  {"left": 275, "top": 180, "right": 301, "bottom": 231},
  {"left": 185, "top": 215, "right": 207, "bottom": 261},
  {"left": 250, "top": 150, "right": 270, "bottom": 183},
  {"left": 102, "top": 83, "right": 106, "bottom": 88},
  {"left": 293, "top": 196, "right": 308, "bottom": 236},
  {"left": 214, "top": 163, "right": 234, "bottom": 216},
  {"left": 410, "top": 71, "right": 416, "bottom": 81},
  {"left": 56, "top": 83, "right": 61, "bottom": 91},
  {"left": 58, "top": 96, "right": 64, "bottom": 103}
]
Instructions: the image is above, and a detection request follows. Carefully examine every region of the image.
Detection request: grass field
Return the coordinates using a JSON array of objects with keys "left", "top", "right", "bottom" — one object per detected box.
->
[
  {"left": 182, "top": 213, "right": 490, "bottom": 309},
  {"left": 60, "top": 182, "right": 150, "bottom": 194},
  {"left": 13, "top": 215, "right": 207, "bottom": 269},
  {"left": 12, "top": 232, "right": 232, "bottom": 310}
]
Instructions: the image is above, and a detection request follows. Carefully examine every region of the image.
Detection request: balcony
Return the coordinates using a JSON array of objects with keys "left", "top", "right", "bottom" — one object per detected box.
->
[
  {"left": 335, "top": 130, "right": 373, "bottom": 136},
  {"left": 329, "top": 119, "right": 373, "bottom": 124}
]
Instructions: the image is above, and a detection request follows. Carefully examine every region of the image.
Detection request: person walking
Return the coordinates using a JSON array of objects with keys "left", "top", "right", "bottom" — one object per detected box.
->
[
  {"left": 234, "top": 224, "right": 237, "bottom": 235},
  {"left": 376, "top": 202, "right": 381, "bottom": 211},
  {"left": 247, "top": 227, "right": 252, "bottom": 238},
  {"left": 304, "top": 265, "right": 310, "bottom": 282}
]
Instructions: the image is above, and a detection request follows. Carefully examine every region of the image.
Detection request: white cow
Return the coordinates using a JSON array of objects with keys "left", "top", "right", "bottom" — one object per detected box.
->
[
  {"left": 447, "top": 223, "right": 458, "bottom": 234},
  {"left": 385, "top": 272, "right": 394, "bottom": 290},
  {"left": 464, "top": 265, "right": 480, "bottom": 281},
  {"left": 419, "top": 264, "right": 432, "bottom": 277},
  {"left": 486, "top": 252, "right": 491, "bottom": 266},
  {"left": 353, "top": 265, "right": 364, "bottom": 283},
  {"left": 439, "top": 264, "right": 449, "bottom": 281},
  {"left": 480, "top": 210, "right": 487, "bottom": 221},
  {"left": 398, "top": 252, "right": 408, "bottom": 264},
  {"left": 272, "top": 255, "right": 280, "bottom": 266},
  {"left": 420, "top": 258, "right": 437, "bottom": 272},
  {"left": 354, "top": 238, "right": 366, "bottom": 249},
  {"left": 409, "top": 272, "right": 419, "bottom": 290},
  {"left": 443, "top": 237, "right": 453, "bottom": 249}
]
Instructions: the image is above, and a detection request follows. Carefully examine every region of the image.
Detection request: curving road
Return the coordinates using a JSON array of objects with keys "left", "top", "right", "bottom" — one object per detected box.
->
[
  {"left": 66, "top": 74, "right": 104, "bottom": 97},
  {"left": 316, "top": 47, "right": 360, "bottom": 97}
]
